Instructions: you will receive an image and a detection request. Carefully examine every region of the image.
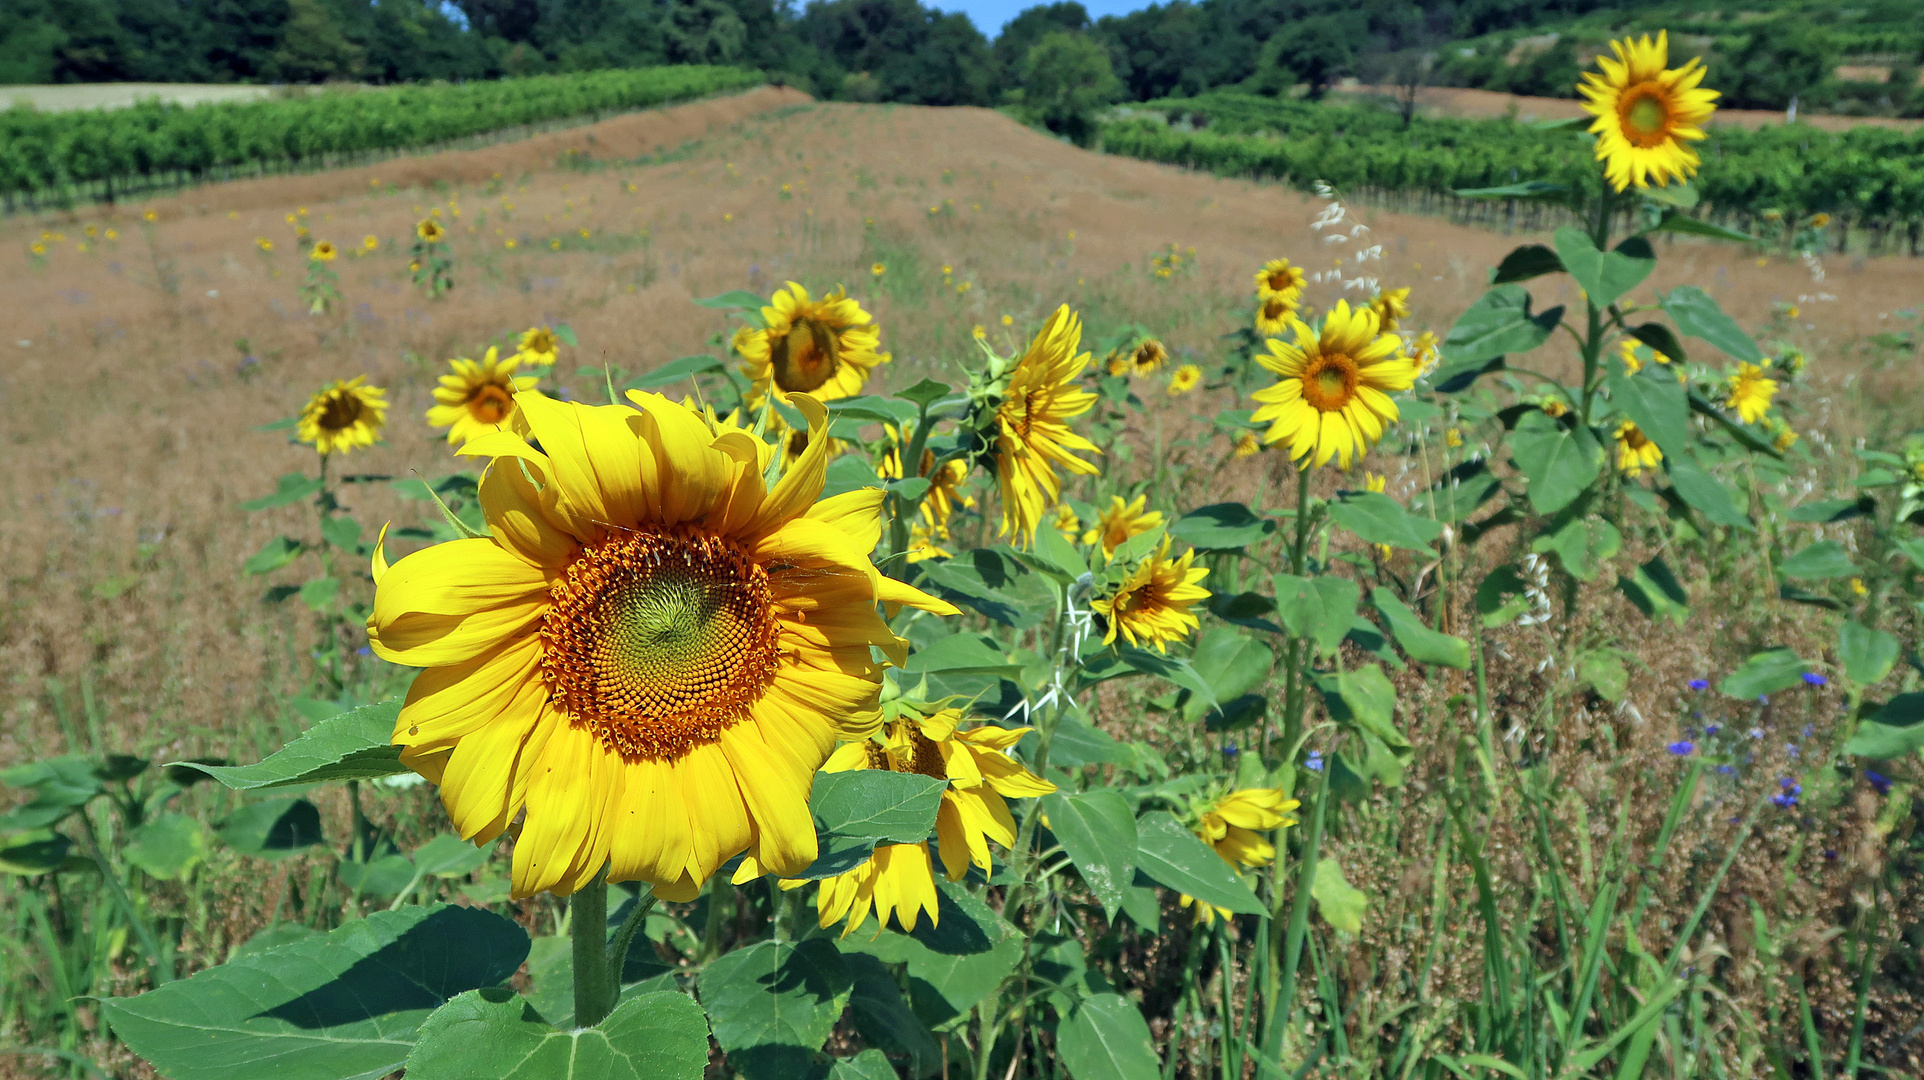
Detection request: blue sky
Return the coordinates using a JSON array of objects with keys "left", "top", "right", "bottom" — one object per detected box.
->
[{"left": 932, "top": 0, "right": 1155, "bottom": 38}]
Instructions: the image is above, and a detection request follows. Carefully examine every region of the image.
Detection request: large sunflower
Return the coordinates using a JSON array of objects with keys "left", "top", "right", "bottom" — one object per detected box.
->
[
  {"left": 1251, "top": 301, "right": 1415, "bottom": 469},
  {"left": 736, "top": 282, "right": 888, "bottom": 404},
  {"left": 1578, "top": 31, "right": 1720, "bottom": 193},
  {"left": 426, "top": 347, "right": 539, "bottom": 447},
  {"left": 994, "top": 305, "right": 1101, "bottom": 546},
  {"left": 773, "top": 708, "right": 1052, "bottom": 935},
  {"left": 1254, "top": 258, "right": 1306, "bottom": 300},
  {"left": 1083, "top": 494, "right": 1163, "bottom": 556},
  {"left": 366, "top": 391, "right": 958, "bottom": 900},
  {"left": 298, "top": 377, "right": 387, "bottom": 456},
  {"left": 1092, "top": 539, "right": 1209, "bottom": 652}
]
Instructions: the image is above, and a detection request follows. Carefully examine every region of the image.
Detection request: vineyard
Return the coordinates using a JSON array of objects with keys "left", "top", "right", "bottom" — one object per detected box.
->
[
  {"left": 0, "top": 66, "right": 763, "bottom": 209},
  {"left": 1102, "top": 93, "right": 1924, "bottom": 255}
]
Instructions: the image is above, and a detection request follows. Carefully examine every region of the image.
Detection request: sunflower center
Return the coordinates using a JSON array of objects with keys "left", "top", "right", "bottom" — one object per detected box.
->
[
  {"left": 1619, "top": 84, "right": 1673, "bottom": 146},
  {"left": 770, "top": 317, "right": 841, "bottom": 393},
  {"left": 1267, "top": 270, "right": 1295, "bottom": 292},
  {"left": 1300, "top": 353, "right": 1360, "bottom": 413},
  {"left": 1622, "top": 427, "right": 1651, "bottom": 450},
  {"left": 319, "top": 392, "right": 366, "bottom": 432},
  {"left": 467, "top": 383, "right": 514, "bottom": 424},
  {"left": 540, "top": 529, "right": 780, "bottom": 762}
]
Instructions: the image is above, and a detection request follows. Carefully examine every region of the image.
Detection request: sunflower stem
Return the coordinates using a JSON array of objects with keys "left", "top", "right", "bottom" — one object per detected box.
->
[
  {"left": 1269, "top": 762, "right": 1328, "bottom": 1058},
  {"left": 571, "top": 870, "right": 615, "bottom": 1028},
  {"left": 604, "top": 885, "right": 656, "bottom": 998}
]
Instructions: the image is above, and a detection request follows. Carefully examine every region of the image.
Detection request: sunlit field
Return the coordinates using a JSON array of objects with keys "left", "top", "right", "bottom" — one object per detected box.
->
[{"left": 3, "top": 71, "right": 1924, "bottom": 1080}]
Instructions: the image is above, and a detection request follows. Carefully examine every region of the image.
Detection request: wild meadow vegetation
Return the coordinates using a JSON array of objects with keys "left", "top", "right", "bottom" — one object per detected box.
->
[{"left": 4, "top": 29, "right": 1924, "bottom": 1080}]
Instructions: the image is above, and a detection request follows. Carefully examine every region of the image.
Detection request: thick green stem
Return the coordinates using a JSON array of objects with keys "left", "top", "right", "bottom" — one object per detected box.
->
[
  {"left": 1264, "top": 764, "right": 1328, "bottom": 1062},
  {"left": 572, "top": 872, "right": 615, "bottom": 1028},
  {"left": 1278, "top": 468, "right": 1315, "bottom": 757}
]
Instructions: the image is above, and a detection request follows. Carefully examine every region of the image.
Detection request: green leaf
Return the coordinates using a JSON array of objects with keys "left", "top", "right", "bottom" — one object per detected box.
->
[
  {"left": 1660, "top": 285, "right": 1763, "bottom": 362},
  {"left": 1182, "top": 627, "right": 1273, "bottom": 721},
  {"left": 1040, "top": 790, "right": 1138, "bottom": 920},
  {"left": 320, "top": 516, "right": 362, "bottom": 552},
  {"left": 0, "top": 756, "right": 104, "bottom": 832},
  {"left": 241, "top": 473, "right": 324, "bottom": 512},
  {"left": 1057, "top": 993, "right": 1160, "bottom": 1080},
  {"left": 1575, "top": 650, "right": 1629, "bottom": 702},
  {"left": 1507, "top": 412, "right": 1600, "bottom": 516},
  {"left": 405, "top": 988, "right": 708, "bottom": 1080},
  {"left": 838, "top": 881, "right": 1021, "bottom": 1026},
  {"left": 1312, "top": 860, "right": 1367, "bottom": 933},
  {"left": 1718, "top": 648, "right": 1808, "bottom": 700},
  {"left": 1606, "top": 367, "right": 1689, "bottom": 459},
  {"left": 1617, "top": 557, "right": 1689, "bottom": 624},
  {"left": 820, "top": 456, "right": 882, "bottom": 501},
  {"left": 217, "top": 798, "right": 324, "bottom": 859},
  {"left": 1665, "top": 455, "right": 1753, "bottom": 531},
  {"left": 1170, "top": 502, "right": 1275, "bottom": 550},
  {"left": 1531, "top": 514, "right": 1621, "bottom": 583},
  {"left": 1476, "top": 566, "right": 1533, "bottom": 628},
  {"left": 1430, "top": 354, "right": 1507, "bottom": 394},
  {"left": 102, "top": 904, "right": 531, "bottom": 1080},
  {"left": 1645, "top": 209, "right": 1756, "bottom": 243},
  {"left": 410, "top": 834, "right": 496, "bottom": 879},
  {"left": 1553, "top": 228, "right": 1655, "bottom": 310},
  {"left": 1787, "top": 496, "right": 1874, "bottom": 523},
  {"left": 811, "top": 771, "right": 946, "bottom": 845},
  {"left": 1326, "top": 492, "right": 1442, "bottom": 551},
  {"left": 299, "top": 577, "right": 340, "bottom": 611},
  {"left": 1029, "top": 517, "right": 1090, "bottom": 580},
  {"left": 1490, "top": 244, "right": 1563, "bottom": 285},
  {"left": 826, "top": 395, "right": 919, "bottom": 427},
  {"left": 626, "top": 354, "right": 725, "bottom": 391},
  {"left": 1442, "top": 284, "right": 1563, "bottom": 367},
  {"left": 1629, "top": 322, "right": 1688, "bottom": 365},
  {"left": 699, "top": 939, "right": 851, "bottom": 1080},
  {"left": 1317, "top": 664, "right": 1404, "bottom": 750},
  {"left": 1454, "top": 181, "right": 1567, "bottom": 201},
  {"left": 245, "top": 536, "right": 304, "bottom": 576},
  {"left": 339, "top": 854, "right": 417, "bottom": 898},
  {"left": 1839, "top": 622, "right": 1900, "bottom": 686},
  {"left": 694, "top": 289, "right": 767, "bottom": 310},
  {"left": 894, "top": 378, "right": 952, "bottom": 409},
  {"left": 123, "top": 813, "right": 209, "bottom": 881},
  {"left": 1845, "top": 694, "right": 1924, "bottom": 758},
  {"left": 1640, "top": 181, "right": 1700, "bottom": 209},
  {"left": 1779, "top": 540, "right": 1857, "bottom": 580},
  {"left": 828, "top": 1050, "right": 899, "bottom": 1080},
  {"left": 1411, "top": 462, "right": 1502, "bottom": 524},
  {"left": 1369, "top": 589, "right": 1471, "bottom": 669},
  {"left": 845, "top": 954, "right": 942, "bottom": 1079},
  {"left": 904, "top": 633, "right": 1019, "bottom": 676},
  {"left": 1272, "top": 575, "right": 1359, "bottom": 657},
  {"left": 1131, "top": 811, "right": 1263, "bottom": 916},
  {"left": 0, "top": 832, "right": 77, "bottom": 875},
  {"left": 171, "top": 700, "right": 406, "bottom": 790}
]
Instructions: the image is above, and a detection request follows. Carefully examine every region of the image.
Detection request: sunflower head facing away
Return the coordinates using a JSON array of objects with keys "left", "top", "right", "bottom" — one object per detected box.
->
[
  {"left": 517, "top": 326, "right": 560, "bottom": 367},
  {"left": 1578, "top": 31, "right": 1719, "bottom": 192},
  {"left": 790, "top": 706, "right": 1053, "bottom": 935},
  {"left": 416, "top": 218, "right": 446, "bottom": 242},
  {"left": 426, "top": 346, "right": 538, "bottom": 446},
  {"left": 1254, "top": 258, "right": 1306, "bottom": 300},
  {"left": 366, "top": 390, "right": 958, "bottom": 901},
  {"left": 1368, "top": 287, "right": 1411, "bottom": 332},
  {"left": 1725, "top": 362, "right": 1778, "bottom": 424},
  {"left": 992, "top": 305, "right": 1101, "bottom": 546},
  {"left": 1181, "top": 787, "right": 1298, "bottom": 924},
  {"left": 1092, "top": 538, "right": 1210, "bottom": 652},
  {"left": 298, "top": 377, "right": 388, "bottom": 456},
  {"left": 1615, "top": 420, "right": 1663, "bottom": 476},
  {"left": 1084, "top": 494, "right": 1164, "bottom": 555},
  {"left": 736, "top": 282, "right": 887, "bottom": 403},
  {"left": 1251, "top": 300, "right": 1416, "bottom": 469},
  {"left": 310, "top": 241, "right": 337, "bottom": 262}
]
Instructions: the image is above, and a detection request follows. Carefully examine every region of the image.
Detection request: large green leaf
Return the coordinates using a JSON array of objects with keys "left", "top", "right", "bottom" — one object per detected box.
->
[
  {"left": 1839, "top": 622, "right": 1900, "bottom": 686},
  {"left": 845, "top": 953, "right": 942, "bottom": 1079},
  {"left": 1411, "top": 462, "right": 1502, "bottom": 524},
  {"left": 172, "top": 701, "right": 406, "bottom": 790},
  {"left": 1507, "top": 412, "right": 1600, "bottom": 516},
  {"left": 1326, "top": 492, "right": 1442, "bottom": 551},
  {"left": 217, "top": 797, "right": 324, "bottom": 859},
  {"left": 1057, "top": 994, "right": 1159, "bottom": 1080},
  {"left": 1131, "top": 812, "right": 1263, "bottom": 916},
  {"left": 1490, "top": 244, "right": 1563, "bottom": 284},
  {"left": 1170, "top": 502, "right": 1275, "bottom": 550},
  {"left": 1665, "top": 455, "right": 1754, "bottom": 531},
  {"left": 1718, "top": 648, "right": 1808, "bottom": 700},
  {"left": 1617, "top": 557, "right": 1689, "bottom": 624},
  {"left": 1182, "top": 627, "right": 1273, "bottom": 721},
  {"left": 1645, "top": 209, "right": 1756, "bottom": 244},
  {"left": 1272, "top": 574, "right": 1359, "bottom": 657},
  {"left": 244, "top": 536, "right": 304, "bottom": 576},
  {"left": 1040, "top": 791, "right": 1138, "bottom": 920},
  {"left": 811, "top": 771, "right": 945, "bottom": 845},
  {"left": 241, "top": 473, "right": 324, "bottom": 512},
  {"left": 1660, "top": 286, "right": 1763, "bottom": 362},
  {"left": 1441, "top": 284, "right": 1563, "bottom": 367},
  {"left": 1778, "top": 540, "right": 1857, "bottom": 580},
  {"left": 1369, "top": 589, "right": 1471, "bottom": 669},
  {"left": 1317, "top": 664, "right": 1404, "bottom": 750},
  {"left": 405, "top": 989, "right": 709, "bottom": 1080},
  {"left": 0, "top": 755, "right": 105, "bottom": 832},
  {"left": 1553, "top": 229, "right": 1655, "bottom": 310},
  {"left": 1311, "top": 860, "right": 1368, "bottom": 933},
  {"left": 625, "top": 354, "right": 724, "bottom": 390},
  {"left": 829, "top": 1051, "right": 900, "bottom": 1080},
  {"left": 903, "top": 633, "right": 1020, "bottom": 676},
  {"left": 839, "top": 882, "right": 1020, "bottom": 1027},
  {"left": 698, "top": 939, "right": 851, "bottom": 1080},
  {"left": 1605, "top": 367, "right": 1689, "bottom": 458},
  {"left": 1845, "top": 695, "right": 1924, "bottom": 758},
  {"left": 102, "top": 904, "right": 530, "bottom": 1080},
  {"left": 123, "top": 813, "right": 209, "bottom": 881}
]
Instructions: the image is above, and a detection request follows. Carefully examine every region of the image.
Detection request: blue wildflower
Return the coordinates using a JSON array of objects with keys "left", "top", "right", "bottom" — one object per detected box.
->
[
  {"left": 1305, "top": 750, "right": 1324, "bottom": 772},
  {"left": 1867, "top": 770, "right": 1893, "bottom": 796},
  {"left": 1687, "top": 679, "right": 1709, "bottom": 691},
  {"left": 1715, "top": 764, "right": 1735, "bottom": 775},
  {"left": 1667, "top": 740, "right": 1695, "bottom": 756},
  {"left": 1758, "top": 695, "right": 1770, "bottom": 705},
  {"left": 1705, "top": 724, "right": 1720, "bottom": 737},
  {"left": 1802, "top": 672, "right": 1828, "bottom": 686},
  {"left": 1771, "top": 777, "right": 1801, "bottom": 809},
  {"left": 356, "top": 645, "right": 372, "bottom": 656}
]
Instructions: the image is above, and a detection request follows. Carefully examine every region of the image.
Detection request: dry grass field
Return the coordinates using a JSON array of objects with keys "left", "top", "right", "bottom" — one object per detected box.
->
[{"left": 4, "top": 86, "right": 1920, "bottom": 771}]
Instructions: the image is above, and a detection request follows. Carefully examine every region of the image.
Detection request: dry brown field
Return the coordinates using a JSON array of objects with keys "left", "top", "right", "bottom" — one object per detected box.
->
[{"left": 2, "top": 85, "right": 1919, "bottom": 769}]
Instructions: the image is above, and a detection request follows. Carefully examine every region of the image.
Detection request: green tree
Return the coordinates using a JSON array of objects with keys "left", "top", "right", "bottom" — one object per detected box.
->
[
  {"left": 1722, "top": 23, "right": 1837, "bottom": 110},
  {"left": 662, "top": 0, "right": 745, "bottom": 65},
  {"left": 269, "top": 0, "right": 364, "bottom": 82},
  {"left": 1265, "top": 14, "right": 1351, "bottom": 99},
  {"left": 1020, "top": 30, "right": 1119, "bottom": 146}
]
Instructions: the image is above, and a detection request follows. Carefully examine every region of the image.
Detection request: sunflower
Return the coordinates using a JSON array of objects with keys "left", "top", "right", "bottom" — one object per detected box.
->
[
  {"left": 1615, "top": 420, "right": 1662, "bottom": 476},
  {"left": 298, "top": 377, "right": 388, "bottom": 455},
  {"left": 1255, "top": 293, "right": 1300, "bottom": 337},
  {"left": 362, "top": 235, "right": 379, "bottom": 253},
  {"left": 881, "top": 433, "right": 975, "bottom": 535},
  {"left": 1093, "top": 539, "right": 1209, "bottom": 652},
  {"left": 416, "top": 218, "right": 446, "bottom": 242},
  {"left": 517, "top": 326, "right": 560, "bottom": 367},
  {"left": 1368, "top": 287, "right": 1411, "bottom": 332},
  {"left": 736, "top": 282, "right": 888, "bottom": 404},
  {"left": 310, "top": 241, "right": 337, "bottom": 262},
  {"left": 905, "top": 522, "right": 952, "bottom": 564},
  {"left": 1082, "top": 494, "right": 1163, "bottom": 556},
  {"left": 1578, "top": 31, "right": 1720, "bottom": 193},
  {"left": 1725, "top": 362, "right": 1778, "bottom": 423},
  {"left": 366, "top": 391, "right": 958, "bottom": 900},
  {"left": 993, "top": 305, "right": 1101, "bottom": 546},
  {"left": 1407, "top": 330, "right": 1441, "bottom": 378},
  {"left": 1254, "top": 258, "right": 1306, "bottom": 299},
  {"left": 1128, "top": 338, "right": 1168, "bottom": 376},
  {"left": 1053, "top": 503, "right": 1082, "bottom": 543},
  {"left": 1180, "top": 787, "right": 1299, "bottom": 924},
  {"left": 1232, "top": 432, "right": 1262, "bottom": 459},
  {"left": 1251, "top": 300, "right": 1415, "bottom": 470},
  {"left": 426, "top": 347, "right": 539, "bottom": 447},
  {"left": 788, "top": 707, "right": 1052, "bottom": 934},
  {"left": 1167, "top": 364, "right": 1202, "bottom": 396}
]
